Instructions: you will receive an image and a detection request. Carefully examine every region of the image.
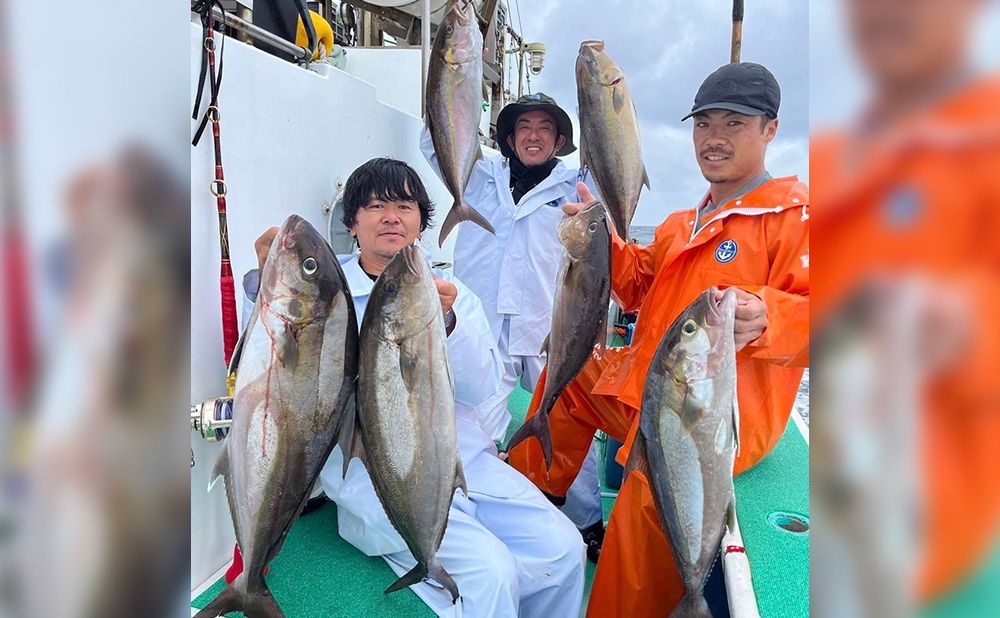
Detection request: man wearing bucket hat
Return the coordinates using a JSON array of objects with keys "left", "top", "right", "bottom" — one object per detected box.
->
[
  {"left": 508, "top": 62, "right": 810, "bottom": 615},
  {"left": 421, "top": 92, "right": 607, "bottom": 561}
]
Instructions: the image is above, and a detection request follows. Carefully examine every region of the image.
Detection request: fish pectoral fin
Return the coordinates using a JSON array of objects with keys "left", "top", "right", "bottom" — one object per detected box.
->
[
  {"left": 455, "top": 460, "right": 468, "bottom": 497},
  {"left": 594, "top": 309, "right": 609, "bottom": 357},
  {"left": 623, "top": 433, "right": 650, "bottom": 479},
  {"left": 475, "top": 144, "right": 484, "bottom": 161},
  {"left": 612, "top": 85, "right": 625, "bottom": 113},
  {"left": 208, "top": 447, "right": 229, "bottom": 492},
  {"left": 680, "top": 393, "right": 704, "bottom": 433},
  {"left": 642, "top": 163, "right": 651, "bottom": 190},
  {"left": 276, "top": 323, "right": 299, "bottom": 368}
]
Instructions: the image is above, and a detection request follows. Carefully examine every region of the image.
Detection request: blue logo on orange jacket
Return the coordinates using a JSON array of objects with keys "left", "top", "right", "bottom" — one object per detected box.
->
[{"left": 715, "top": 240, "right": 738, "bottom": 264}]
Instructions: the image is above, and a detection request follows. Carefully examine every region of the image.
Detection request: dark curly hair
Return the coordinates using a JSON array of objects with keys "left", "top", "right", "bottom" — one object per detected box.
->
[{"left": 341, "top": 158, "right": 435, "bottom": 233}]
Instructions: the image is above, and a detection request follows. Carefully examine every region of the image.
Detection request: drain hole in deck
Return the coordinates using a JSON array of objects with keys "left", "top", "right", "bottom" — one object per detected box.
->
[{"left": 768, "top": 511, "right": 809, "bottom": 535}]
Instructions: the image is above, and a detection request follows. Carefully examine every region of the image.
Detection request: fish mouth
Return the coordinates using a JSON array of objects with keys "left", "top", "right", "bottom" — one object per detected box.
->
[
  {"left": 445, "top": 0, "right": 472, "bottom": 25},
  {"left": 279, "top": 214, "right": 306, "bottom": 249},
  {"left": 400, "top": 244, "right": 421, "bottom": 276},
  {"left": 580, "top": 40, "right": 605, "bottom": 52},
  {"left": 706, "top": 287, "right": 737, "bottom": 325},
  {"left": 608, "top": 77, "right": 623, "bottom": 86}
]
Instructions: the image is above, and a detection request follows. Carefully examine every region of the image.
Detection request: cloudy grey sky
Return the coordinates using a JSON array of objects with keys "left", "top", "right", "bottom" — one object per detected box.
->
[{"left": 509, "top": 0, "right": 809, "bottom": 227}]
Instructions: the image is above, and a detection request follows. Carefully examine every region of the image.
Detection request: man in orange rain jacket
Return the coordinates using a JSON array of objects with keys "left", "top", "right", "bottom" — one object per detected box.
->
[
  {"left": 811, "top": 0, "right": 1000, "bottom": 603},
  {"left": 508, "top": 62, "right": 809, "bottom": 616}
]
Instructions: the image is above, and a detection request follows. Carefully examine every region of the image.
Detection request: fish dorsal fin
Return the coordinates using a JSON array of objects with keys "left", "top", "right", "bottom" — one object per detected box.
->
[
  {"left": 642, "top": 164, "right": 651, "bottom": 190},
  {"left": 539, "top": 333, "right": 550, "bottom": 356},
  {"left": 612, "top": 85, "right": 625, "bottom": 113},
  {"left": 680, "top": 388, "right": 703, "bottom": 433},
  {"left": 208, "top": 447, "right": 229, "bottom": 492},
  {"left": 455, "top": 459, "right": 468, "bottom": 497},
  {"left": 579, "top": 130, "right": 590, "bottom": 170}
]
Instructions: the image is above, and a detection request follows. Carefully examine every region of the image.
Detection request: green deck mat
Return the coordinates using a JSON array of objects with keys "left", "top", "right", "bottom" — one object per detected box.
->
[
  {"left": 733, "top": 421, "right": 810, "bottom": 617},
  {"left": 191, "top": 504, "right": 432, "bottom": 617},
  {"left": 194, "top": 386, "right": 813, "bottom": 617}
]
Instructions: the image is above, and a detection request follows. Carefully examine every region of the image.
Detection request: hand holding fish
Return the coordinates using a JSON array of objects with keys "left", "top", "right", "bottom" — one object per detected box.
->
[
  {"left": 724, "top": 287, "right": 768, "bottom": 351},
  {"left": 563, "top": 182, "right": 621, "bottom": 239},
  {"left": 255, "top": 226, "right": 280, "bottom": 272},
  {"left": 434, "top": 277, "right": 458, "bottom": 316}
]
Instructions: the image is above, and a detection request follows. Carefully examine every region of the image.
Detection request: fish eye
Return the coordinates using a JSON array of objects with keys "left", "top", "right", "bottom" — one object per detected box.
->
[
  {"left": 446, "top": 24, "right": 453, "bottom": 34},
  {"left": 302, "top": 257, "right": 318, "bottom": 274},
  {"left": 682, "top": 319, "right": 698, "bottom": 336},
  {"left": 588, "top": 222, "right": 598, "bottom": 233},
  {"left": 384, "top": 281, "right": 398, "bottom": 296}
]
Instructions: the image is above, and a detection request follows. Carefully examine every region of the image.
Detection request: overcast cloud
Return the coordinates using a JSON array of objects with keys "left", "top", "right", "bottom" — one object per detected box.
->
[{"left": 509, "top": 0, "right": 809, "bottom": 226}]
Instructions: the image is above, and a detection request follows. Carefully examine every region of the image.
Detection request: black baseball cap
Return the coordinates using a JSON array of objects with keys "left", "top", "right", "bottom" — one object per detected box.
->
[
  {"left": 681, "top": 62, "right": 780, "bottom": 121},
  {"left": 496, "top": 92, "right": 577, "bottom": 159}
]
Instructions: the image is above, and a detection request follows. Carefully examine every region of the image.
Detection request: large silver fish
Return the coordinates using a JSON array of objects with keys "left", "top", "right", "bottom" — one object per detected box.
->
[
  {"left": 196, "top": 215, "right": 359, "bottom": 618},
  {"left": 576, "top": 40, "right": 649, "bottom": 240},
  {"left": 630, "top": 288, "right": 739, "bottom": 618},
  {"left": 354, "top": 245, "right": 466, "bottom": 602},
  {"left": 426, "top": 0, "right": 495, "bottom": 246},
  {"left": 506, "top": 201, "right": 611, "bottom": 469}
]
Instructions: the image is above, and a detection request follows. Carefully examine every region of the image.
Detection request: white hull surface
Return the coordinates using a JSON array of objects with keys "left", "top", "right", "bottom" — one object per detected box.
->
[{"left": 189, "top": 23, "right": 472, "bottom": 594}]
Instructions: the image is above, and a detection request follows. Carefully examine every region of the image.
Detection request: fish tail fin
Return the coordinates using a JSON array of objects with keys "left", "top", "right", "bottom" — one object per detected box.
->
[
  {"left": 195, "top": 583, "right": 284, "bottom": 618},
  {"left": 336, "top": 391, "right": 364, "bottom": 479},
  {"left": 194, "top": 585, "right": 243, "bottom": 617},
  {"left": 429, "top": 559, "right": 461, "bottom": 604},
  {"left": 438, "top": 200, "right": 495, "bottom": 246},
  {"left": 505, "top": 410, "right": 554, "bottom": 470},
  {"left": 670, "top": 593, "right": 711, "bottom": 618},
  {"left": 384, "top": 563, "right": 427, "bottom": 596}
]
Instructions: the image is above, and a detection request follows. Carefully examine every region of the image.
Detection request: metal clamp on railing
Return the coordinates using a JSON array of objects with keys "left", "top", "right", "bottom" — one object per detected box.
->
[{"left": 191, "top": 397, "right": 235, "bottom": 441}]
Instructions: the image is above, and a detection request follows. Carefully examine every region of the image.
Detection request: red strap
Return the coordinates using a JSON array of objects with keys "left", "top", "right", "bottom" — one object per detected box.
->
[
  {"left": 220, "top": 270, "right": 238, "bottom": 365},
  {"left": 725, "top": 545, "right": 746, "bottom": 554},
  {"left": 2, "top": 229, "right": 34, "bottom": 408},
  {"left": 225, "top": 544, "right": 268, "bottom": 584}
]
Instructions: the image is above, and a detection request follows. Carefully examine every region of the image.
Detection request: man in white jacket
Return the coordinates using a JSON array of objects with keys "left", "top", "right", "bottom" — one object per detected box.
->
[
  {"left": 247, "top": 158, "right": 584, "bottom": 618},
  {"left": 421, "top": 93, "right": 605, "bottom": 560}
]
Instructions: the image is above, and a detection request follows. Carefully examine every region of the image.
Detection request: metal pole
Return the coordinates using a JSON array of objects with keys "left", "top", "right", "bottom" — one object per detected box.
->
[
  {"left": 209, "top": 6, "right": 311, "bottom": 62},
  {"left": 517, "top": 45, "right": 524, "bottom": 99},
  {"left": 421, "top": 0, "right": 431, "bottom": 117},
  {"left": 731, "top": 0, "right": 744, "bottom": 63}
]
